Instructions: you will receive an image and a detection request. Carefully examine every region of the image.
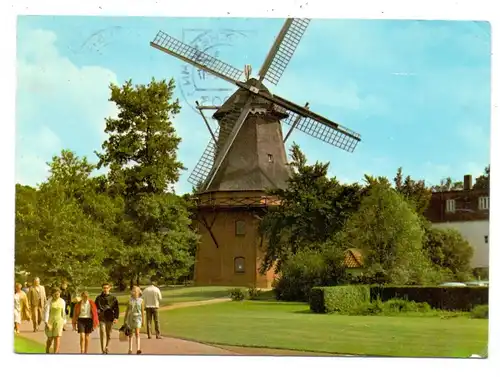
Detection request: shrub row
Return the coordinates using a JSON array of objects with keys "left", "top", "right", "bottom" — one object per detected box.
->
[
  {"left": 370, "top": 286, "right": 488, "bottom": 311},
  {"left": 347, "top": 298, "right": 432, "bottom": 316},
  {"left": 310, "top": 285, "right": 488, "bottom": 313}
]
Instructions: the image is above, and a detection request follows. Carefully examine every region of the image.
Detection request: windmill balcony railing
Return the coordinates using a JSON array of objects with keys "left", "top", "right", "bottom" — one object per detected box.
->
[{"left": 194, "top": 195, "right": 282, "bottom": 208}]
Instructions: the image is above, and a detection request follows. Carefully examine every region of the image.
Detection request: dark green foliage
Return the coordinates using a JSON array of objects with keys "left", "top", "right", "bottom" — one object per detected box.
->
[
  {"left": 470, "top": 305, "right": 488, "bottom": 319},
  {"left": 369, "top": 286, "right": 488, "bottom": 311},
  {"left": 15, "top": 78, "right": 198, "bottom": 291},
  {"left": 15, "top": 152, "right": 110, "bottom": 290},
  {"left": 384, "top": 298, "right": 432, "bottom": 313},
  {"left": 309, "top": 286, "right": 370, "bottom": 313},
  {"left": 273, "top": 243, "right": 348, "bottom": 302},
  {"left": 95, "top": 78, "right": 198, "bottom": 287},
  {"left": 393, "top": 167, "right": 432, "bottom": 215},
  {"left": 259, "top": 144, "right": 364, "bottom": 273},
  {"left": 247, "top": 288, "right": 262, "bottom": 300},
  {"left": 229, "top": 288, "right": 246, "bottom": 301},
  {"left": 422, "top": 224, "right": 474, "bottom": 279},
  {"left": 348, "top": 299, "right": 431, "bottom": 316},
  {"left": 473, "top": 165, "right": 489, "bottom": 191},
  {"left": 97, "top": 78, "right": 183, "bottom": 195},
  {"left": 341, "top": 184, "right": 434, "bottom": 285}
]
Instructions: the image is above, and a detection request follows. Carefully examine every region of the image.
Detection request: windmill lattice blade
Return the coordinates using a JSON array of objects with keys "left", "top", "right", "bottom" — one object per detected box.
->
[
  {"left": 263, "top": 18, "right": 310, "bottom": 86},
  {"left": 151, "top": 31, "right": 243, "bottom": 82},
  {"left": 187, "top": 105, "right": 244, "bottom": 188},
  {"left": 282, "top": 110, "right": 361, "bottom": 152}
]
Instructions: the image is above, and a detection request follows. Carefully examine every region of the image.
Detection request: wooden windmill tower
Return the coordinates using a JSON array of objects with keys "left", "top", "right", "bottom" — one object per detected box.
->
[{"left": 150, "top": 18, "right": 362, "bottom": 288}]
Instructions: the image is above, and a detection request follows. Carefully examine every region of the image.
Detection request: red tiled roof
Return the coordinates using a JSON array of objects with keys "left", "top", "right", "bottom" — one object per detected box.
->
[{"left": 344, "top": 248, "right": 364, "bottom": 268}]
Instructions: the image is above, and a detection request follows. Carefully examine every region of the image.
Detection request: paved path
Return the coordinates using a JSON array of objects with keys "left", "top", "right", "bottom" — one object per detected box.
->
[{"left": 18, "top": 299, "right": 237, "bottom": 355}]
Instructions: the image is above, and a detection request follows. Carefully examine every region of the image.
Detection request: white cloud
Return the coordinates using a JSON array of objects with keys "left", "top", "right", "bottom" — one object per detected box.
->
[
  {"left": 15, "top": 126, "right": 62, "bottom": 186},
  {"left": 16, "top": 28, "right": 119, "bottom": 186}
]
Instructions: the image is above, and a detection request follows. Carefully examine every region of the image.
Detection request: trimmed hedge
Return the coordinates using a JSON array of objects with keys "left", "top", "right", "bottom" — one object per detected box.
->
[
  {"left": 310, "top": 285, "right": 370, "bottom": 313},
  {"left": 370, "top": 286, "right": 488, "bottom": 311},
  {"left": 310, "top": 285, "right": 489, "bottom": 313}
]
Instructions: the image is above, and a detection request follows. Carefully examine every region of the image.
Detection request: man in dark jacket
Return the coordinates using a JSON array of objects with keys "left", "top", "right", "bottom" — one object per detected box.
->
[
  {"left": 95, "top": 282, "right": 119, "bottom": 354},
  {"left": 60, "top": 282, "right": 72, "bottom": 331}
]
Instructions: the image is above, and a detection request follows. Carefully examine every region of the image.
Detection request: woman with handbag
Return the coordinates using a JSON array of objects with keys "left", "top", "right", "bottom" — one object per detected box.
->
[
  {"left": 123, "top": 286, "right": 145, "bottom": 354},
  {"left": 72, "top": 291, "right": 99, "bottom": 354}
]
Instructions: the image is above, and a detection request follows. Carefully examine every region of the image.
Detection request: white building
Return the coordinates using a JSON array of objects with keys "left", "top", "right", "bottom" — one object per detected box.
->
[{"left": 424, "top": 175, "right": 489, "bottom": 270}]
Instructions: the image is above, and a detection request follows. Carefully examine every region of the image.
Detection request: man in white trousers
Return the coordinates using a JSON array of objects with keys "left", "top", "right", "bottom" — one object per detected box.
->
[{"left": 142, "top": 277, "right": 163, "bottom": 339}]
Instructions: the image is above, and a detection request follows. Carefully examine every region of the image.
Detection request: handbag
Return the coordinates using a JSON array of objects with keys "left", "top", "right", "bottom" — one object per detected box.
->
[{"left": 119, "top": 324, "right": 131, "bottom": 342}]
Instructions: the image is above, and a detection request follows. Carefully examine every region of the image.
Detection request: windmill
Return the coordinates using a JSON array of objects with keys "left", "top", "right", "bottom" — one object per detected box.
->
[{"left": 150, "top": 18, "right": 362, "bottom": 288}]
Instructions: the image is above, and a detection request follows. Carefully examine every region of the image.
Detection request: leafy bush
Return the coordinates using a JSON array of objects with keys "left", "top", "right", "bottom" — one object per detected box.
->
[
  {"left": 470, "top": 305, "right": 488, "bottom": 319},
  {"left": 247, "top": 288, "right": 262, "bottom": 300},
  {"left": 369, "top": 286, "right": 488, "bottom": 311},
  {"left": 422, "top": 226, "right": 474, "bottom": 279},
  {"left": 384, "top": 298, "right": 431, "bottom": 313},
  {"left": 273, "top": 243, "right": 348, "bottom": 302},
  {"left": 229, "top": 288, "right": 245, "bottom": 301},
  {"left": 310, "top": 285, "right": 370, "bottom": 313},
  {"left": 274, "top": 251, "right": 326, "bottom": 302},
  {"left": 348, "top": 299, "right": 433, "bottom": 316}
]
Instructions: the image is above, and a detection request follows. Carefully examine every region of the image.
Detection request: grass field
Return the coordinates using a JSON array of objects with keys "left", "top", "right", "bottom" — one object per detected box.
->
[
  {"left": 87, "top": 285, "right": 236, "bottom": 310},
  {"left": 156, "top": 301, "right": 488, "bottom": 358},
  {"left": 14, "top": 335, "right": 46, "bottom": 353}
]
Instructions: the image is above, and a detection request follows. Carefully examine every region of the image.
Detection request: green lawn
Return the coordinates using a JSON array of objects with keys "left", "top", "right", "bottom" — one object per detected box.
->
[
  {"left": 14, "top": 335, "right": 45, "bottom": 354},
  {"left": 86, "top": 286, "right": 235, "bottom": 311},
  {"left": 157, "top": 301, "right": 488, "bottom": 358}
]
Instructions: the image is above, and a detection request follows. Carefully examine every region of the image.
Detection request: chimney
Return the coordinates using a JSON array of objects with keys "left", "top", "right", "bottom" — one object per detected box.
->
[{"left": 464, "top": 174, "right": 472, "bottom": 190}]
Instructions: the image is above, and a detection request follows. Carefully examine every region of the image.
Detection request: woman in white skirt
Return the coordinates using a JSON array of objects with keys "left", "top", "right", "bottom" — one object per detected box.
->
[
  {"left": 14, "top": 283, "right": 30, "bottom": 333},
  {"left": 123, "top": 286, "right": 145, "bottom": 354}
]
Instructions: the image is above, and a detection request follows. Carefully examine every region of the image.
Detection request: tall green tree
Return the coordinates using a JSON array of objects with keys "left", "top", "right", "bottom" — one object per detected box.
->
[
  {"left": 422, "top": 224, "right": 473, "bottom": 279},
  {"left": 393, "top": 167, "right": 432, "bottom": 215},
  {"left": 341, "top": 184, "right": 433, "bottom": 285},
  {"left": 96, "top": 78, "right": 198, "bottom": 286},
  {"left": 97, "top": 78, "right": 183, "bottom": 196},
  {"left": 259, "top": 144, "right": 364, "bottom": 272},
  {"left": 15, "top": 152, "right": 111, "bottom": 289}
]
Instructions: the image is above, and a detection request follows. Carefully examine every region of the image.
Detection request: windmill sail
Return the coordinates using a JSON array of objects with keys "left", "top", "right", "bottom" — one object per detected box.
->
[
  {"left": 259, "top": 18, "right": 311, "bottom": 85},
  {"left": 188, "top": 103, "right": 245, "bottom": 187},
  {"left": 281, "top": 108, "right": 360, "bottom": 152},
  {"left": 150, "top": 31, "right": 243, "bottom": 84}
]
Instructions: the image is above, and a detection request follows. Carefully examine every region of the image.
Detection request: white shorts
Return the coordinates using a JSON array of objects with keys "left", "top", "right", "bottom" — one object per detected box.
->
[{"left": 14, "top": 310, "right": 21, "bottom": 324}]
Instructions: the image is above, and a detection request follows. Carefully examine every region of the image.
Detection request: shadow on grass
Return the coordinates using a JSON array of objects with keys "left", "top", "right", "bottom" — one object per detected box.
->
[{"left": 293, "top": 309, "right": 315, "bottom": 314}]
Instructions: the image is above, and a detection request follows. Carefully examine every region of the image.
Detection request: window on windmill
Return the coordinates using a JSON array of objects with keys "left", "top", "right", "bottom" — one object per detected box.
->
[
  {"left": 234, "top": 257, "right": 245, "bottom": 273},
  {"left": 484, "top": 235, "right": 489, "bottom": 244},
  {"left": 478, "top": 196, "right": 489, "bottom": 210},
  {"left": 267, "top": 154, "right": 274, "bottom": 163},
  {"left": 445, "top": 199, "right": 456, "bottom": 213},
  {"left": 235, "top": 220, "right": 246, "bottom": 236}
]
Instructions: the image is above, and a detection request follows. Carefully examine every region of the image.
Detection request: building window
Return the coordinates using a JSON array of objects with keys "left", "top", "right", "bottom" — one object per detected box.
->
[
  {"left": 235, "top": 220, "right": 246, "bottom": 236},
  {"left": 445, "top": 199, "right": 456, "bottom": 213},
  {"left": 267, "top": 154, "right": 274, "bottom": 163},
  {"left": 478, "top": 196, "right": 489, "bottom": 210},
  {"left": 234, "top": 257, "right": 245, "bottom": 273},
  {"left": 485, "top": 235, "right": 488, "bottom": 244}
]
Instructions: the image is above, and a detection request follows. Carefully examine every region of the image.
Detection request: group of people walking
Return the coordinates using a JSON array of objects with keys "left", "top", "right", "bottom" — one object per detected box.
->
[{"left": 14, "top": 276, "right": 164, "bottom": 354}]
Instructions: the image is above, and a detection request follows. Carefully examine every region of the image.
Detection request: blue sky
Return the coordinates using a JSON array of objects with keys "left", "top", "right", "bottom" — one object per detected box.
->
[{"left": 16, "top": 16, "right": 491, "bottom": 193}]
